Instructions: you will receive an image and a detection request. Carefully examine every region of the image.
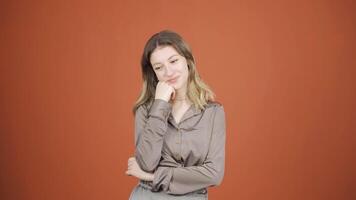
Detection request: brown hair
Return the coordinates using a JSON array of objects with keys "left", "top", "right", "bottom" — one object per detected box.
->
[{"left": 133, "top": 30, "right": 215, "bottom": 114}]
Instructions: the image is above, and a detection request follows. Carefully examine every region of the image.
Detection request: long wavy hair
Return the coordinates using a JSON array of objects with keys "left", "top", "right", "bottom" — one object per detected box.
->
[{"left": 133, "top": 30, "right": 215, "bottom": 114}]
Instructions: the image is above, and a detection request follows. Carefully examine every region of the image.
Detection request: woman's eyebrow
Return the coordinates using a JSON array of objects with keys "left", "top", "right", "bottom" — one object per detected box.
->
[{"left": 152, "top": 54, "right": 179, "bottom": 66}]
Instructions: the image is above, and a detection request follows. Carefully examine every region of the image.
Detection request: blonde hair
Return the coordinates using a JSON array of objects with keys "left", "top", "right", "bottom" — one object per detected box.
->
[{"left": 133, "top": 30, "right": 215, "bottom": 114}]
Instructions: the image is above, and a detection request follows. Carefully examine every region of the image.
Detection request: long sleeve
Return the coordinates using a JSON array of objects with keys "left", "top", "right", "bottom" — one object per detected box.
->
[
  {"left": 134, "top": 99, "right": 172, "bottom": 172},
  {"left": 152, "top": 105, "right": 226, "bottom": 194}
]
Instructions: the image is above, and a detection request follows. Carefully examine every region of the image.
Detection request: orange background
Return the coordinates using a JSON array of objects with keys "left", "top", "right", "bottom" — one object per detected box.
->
[{"left": 1, "top": 0, "right": 355, "bottom": 199}]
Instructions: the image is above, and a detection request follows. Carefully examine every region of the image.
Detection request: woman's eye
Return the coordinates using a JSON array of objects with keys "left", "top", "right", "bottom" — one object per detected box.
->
[
  {"left": 154, "top": 66, "right": 162, "bottom": 70},
  {"left": 170, "top": 59, "right": 178, "bottom": 63}
]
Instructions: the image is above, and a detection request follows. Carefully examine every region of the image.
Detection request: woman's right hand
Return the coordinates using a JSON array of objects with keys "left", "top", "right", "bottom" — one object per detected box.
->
[{"left": 155, "top": 81, "right": 175, "bottom": 102}]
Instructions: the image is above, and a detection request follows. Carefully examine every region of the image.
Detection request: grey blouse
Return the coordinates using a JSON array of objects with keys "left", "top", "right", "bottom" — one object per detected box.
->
[{"left": 134, "top": 99, "right": 226, "bottom": 195}]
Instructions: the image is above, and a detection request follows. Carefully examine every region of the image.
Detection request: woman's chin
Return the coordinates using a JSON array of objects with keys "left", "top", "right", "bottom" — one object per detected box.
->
[
  {"left": 172, "top": 84, "right": 181, "bottom": 90},
  {"left": 169, "top": 80, "right": 184, "bottom": 90}
]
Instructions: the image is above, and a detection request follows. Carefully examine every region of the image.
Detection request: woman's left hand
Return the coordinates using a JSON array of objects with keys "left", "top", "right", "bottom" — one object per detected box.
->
[{"left": 126, "top": 157, "right": 154, "bottom": 181}]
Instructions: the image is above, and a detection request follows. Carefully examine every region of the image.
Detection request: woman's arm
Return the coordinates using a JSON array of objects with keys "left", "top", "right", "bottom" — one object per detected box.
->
[
  {"left": 134, "top": 99, "right": 172, "bottom": 172},
  {"left": 152, "top": 105, "right": 226, "bottom": 194},
  {"left": 126, "top": 157, "right": 154, "bottom": 181}
]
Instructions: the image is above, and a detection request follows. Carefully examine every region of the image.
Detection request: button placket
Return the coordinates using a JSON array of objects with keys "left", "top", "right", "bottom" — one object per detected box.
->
[
  {"left": 175, "top": 127, "right": 180, "bottom": 144},
  {"left": 176, "top": 127, "right": 182, "bottom": 162}
]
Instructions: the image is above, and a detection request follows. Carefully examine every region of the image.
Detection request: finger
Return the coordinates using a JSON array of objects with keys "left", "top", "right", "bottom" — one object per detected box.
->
[{"left": 171, "top": 89, "right": 176, "bottom": 100}]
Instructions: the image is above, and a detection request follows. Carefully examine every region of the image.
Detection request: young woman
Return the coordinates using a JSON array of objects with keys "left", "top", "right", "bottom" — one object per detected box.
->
[{"left": 126, "top": 30, "right": 226, "bottom": 200}]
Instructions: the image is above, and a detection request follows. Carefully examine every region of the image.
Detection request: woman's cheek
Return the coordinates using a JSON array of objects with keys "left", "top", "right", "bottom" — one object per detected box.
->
[{"left": 155, "top": 74, "right": 163, "bottom": 82}]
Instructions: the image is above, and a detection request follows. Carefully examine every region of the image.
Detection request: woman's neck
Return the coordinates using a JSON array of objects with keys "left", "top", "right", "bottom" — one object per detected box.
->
[{"left": 171, "top": 87, "right": 191, "bottom": 105}]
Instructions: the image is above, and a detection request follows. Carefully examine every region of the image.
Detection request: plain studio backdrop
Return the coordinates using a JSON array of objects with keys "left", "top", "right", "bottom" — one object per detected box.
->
[{"left": 0, "top": 0, "right": 355, "bottom": 200}]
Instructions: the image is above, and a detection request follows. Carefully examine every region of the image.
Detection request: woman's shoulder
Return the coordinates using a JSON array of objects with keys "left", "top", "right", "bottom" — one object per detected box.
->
[
  {"left": 136, "top": 99, "right": 223, "bottom": 115},
  {"left": 204, "top": 100, "right": 225, "bottom": 116},
  {"left": 205, "top": 100, "right": 223, "bottom": 109},
  {"left": 134, "top": 100, "right": 152, "bottom": 116}
]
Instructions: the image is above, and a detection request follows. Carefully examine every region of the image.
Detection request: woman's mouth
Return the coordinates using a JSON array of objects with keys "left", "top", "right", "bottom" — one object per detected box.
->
[{"left": 167, "top": 77, "right": 179, "bottom": 84}]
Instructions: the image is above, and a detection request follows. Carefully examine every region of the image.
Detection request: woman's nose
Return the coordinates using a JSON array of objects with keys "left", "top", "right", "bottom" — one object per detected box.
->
[{"left": 164, "top": 65, "right": 174, "bottom": 77}]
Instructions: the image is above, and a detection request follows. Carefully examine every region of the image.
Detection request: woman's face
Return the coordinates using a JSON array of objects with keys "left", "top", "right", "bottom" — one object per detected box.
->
[{"left": 150, "top": 45, "right": 189, "bottom": 90}]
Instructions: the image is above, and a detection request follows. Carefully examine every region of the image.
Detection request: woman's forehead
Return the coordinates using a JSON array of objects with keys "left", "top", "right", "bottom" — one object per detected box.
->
[{"left": 150, "top": 46, "right": 180, "bottom": 64}]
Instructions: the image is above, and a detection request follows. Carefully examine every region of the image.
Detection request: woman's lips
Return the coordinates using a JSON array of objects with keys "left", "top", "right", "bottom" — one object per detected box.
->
[{"left": 167, "top": 77, "right": 179, "bottom": 84}]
